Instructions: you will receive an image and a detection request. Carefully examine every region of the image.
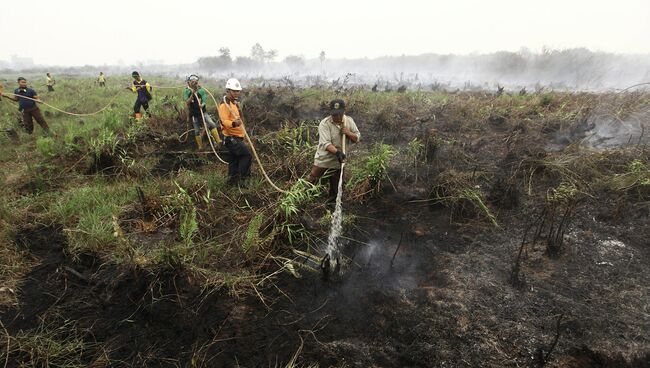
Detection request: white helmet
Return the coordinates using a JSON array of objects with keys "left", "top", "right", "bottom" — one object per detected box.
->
[{"left": 225, "top": 78, "right": 242, "bottom": 91}]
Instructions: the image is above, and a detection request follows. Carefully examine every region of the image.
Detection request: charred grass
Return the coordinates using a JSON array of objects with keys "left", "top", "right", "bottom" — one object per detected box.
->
[{"left": 1, "top": 79, "right": 649, "bottom": 366}]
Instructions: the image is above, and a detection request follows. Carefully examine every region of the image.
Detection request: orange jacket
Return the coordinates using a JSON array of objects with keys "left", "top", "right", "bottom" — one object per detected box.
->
[{"left": 217, "top": 100, "right": 245, "bottom": 138}]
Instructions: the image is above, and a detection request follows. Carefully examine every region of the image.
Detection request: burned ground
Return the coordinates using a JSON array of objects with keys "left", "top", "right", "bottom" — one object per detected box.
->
[{"left": 1, "top": 85, "right": 649, "bottom": 367}]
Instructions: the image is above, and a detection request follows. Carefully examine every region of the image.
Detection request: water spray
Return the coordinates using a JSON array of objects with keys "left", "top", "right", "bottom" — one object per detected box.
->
[{"left": 322, "top": 119, "right": 347, "bottom": 281}]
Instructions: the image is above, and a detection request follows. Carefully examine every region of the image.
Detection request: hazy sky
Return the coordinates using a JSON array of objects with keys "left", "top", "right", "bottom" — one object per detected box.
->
[{"left": 1, "top": 0, "right": 648, "bottom": 66}]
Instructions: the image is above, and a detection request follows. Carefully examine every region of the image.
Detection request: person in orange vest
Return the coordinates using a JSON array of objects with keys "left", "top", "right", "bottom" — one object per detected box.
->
[{"left": 217, "top": 78, "right": 252, "bottom": 186}]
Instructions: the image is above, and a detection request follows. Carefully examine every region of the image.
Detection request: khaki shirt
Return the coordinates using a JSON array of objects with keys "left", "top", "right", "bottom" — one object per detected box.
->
[{"left": 313, "top": 115, "right": 360, "bottom": 169}]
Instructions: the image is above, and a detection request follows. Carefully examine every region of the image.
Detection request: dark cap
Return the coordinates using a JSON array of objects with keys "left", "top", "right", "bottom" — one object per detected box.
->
[
  {"left": 329, "top": 99, "right": 345, "bottom": 115},
  {"left": 131, "top": 71, "right": 140, "bottom": 77}
]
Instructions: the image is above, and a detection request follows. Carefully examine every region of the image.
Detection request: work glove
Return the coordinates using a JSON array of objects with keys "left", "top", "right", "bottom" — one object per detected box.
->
[{"left": 335, "top": 151, "right": 346, "bottom": 163}]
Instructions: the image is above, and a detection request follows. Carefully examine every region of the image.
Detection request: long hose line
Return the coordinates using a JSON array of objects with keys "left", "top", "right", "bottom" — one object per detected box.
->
[
  {"left": 192, "top": 90, "right": 227, "bottom": 164},
  {"left": 202, "top": 87, "right": 288, "bottom": 193},
  {"left": 2, "top": 89, "right": 125, "bottom": 117},
  {"left": 148, "top": 85, "right": 186, "bottom": 89},
  {"left": 178, "top": 128, "right": 194, "bottom": 143},
  {"left": 617, "top": 82, "right": 650, "bottom": 93},
  {"left": 339, "top": 120, "right": 346, "bottom": 192},
  {"left": 3, "top": 83, "right": 191, "bottom": 146},
  {"left": 4, "top": 82, "right": 187, "bottom": 143},
  {"left": 1, "top": 83, "right": 184, "bottom": 117},
  {"left": 2, "top": 81, "right": 288, "bottom": 193}
]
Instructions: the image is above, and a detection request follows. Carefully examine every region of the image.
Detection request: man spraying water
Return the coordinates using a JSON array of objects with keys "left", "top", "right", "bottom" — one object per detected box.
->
[{"left": 308, "top": 99, "right": 361, "bottom": 278}]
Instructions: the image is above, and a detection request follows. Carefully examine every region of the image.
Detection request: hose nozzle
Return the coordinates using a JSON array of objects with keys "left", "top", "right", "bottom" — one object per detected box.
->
[{"left": 320, "top": 254, "right": 331, "bottom": 282}]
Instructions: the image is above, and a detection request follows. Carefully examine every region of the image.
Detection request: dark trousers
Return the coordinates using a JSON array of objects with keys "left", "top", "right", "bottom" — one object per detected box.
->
[
  {"left": 224, "top": 136, "right": 252, "bottom": 182},
  {"left": 134, "top": 99, "right": 149, "bottom": 114},
  {"left": 308, "top": 166, "right": 342, "bottom": 200},
  {"left": 21, "top": 107, "right": 50, "bottom": 134},
  {"left": 47, "top": 85, "right": 54, "bottom": 92},
  {"left": 99, "top": 82, "right": 105, "bottom": 87}
]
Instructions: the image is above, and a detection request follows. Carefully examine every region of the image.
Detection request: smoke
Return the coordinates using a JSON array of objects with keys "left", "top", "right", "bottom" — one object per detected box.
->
[
  {"left": 583, "top": 119, "right": 648, "bottom": 149},
  {"left": 3, "top": 48, "right": 649, "bottom": 92},
  {"left": 548, "top": 108, "right": 650, "bottom": 151},
  {"left": 332, "top": 236, "right": 424, "bottom": 303},
  {"left": 201, "top": 48, "right": 650, "bottom": 92}
]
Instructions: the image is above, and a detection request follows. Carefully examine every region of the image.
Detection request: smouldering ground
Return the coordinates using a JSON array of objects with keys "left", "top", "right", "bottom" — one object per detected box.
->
[{"left": 1, "top": 78, "right": 649, "bottom": 366}]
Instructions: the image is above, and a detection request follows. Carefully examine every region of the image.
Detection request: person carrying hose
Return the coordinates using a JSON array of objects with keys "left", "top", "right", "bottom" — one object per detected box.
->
[
  {"left": 46, "top": 73, "right": 55, "bottom": 92},
  {"left": 97, "top": 72, "right": 106, "bottom": 87},
  {"left": 217, "top": 78, "right": 252, "bottom": 186},
  {"left": 128, "top": 71, "right": 152, "bottom": 120},
  {"left": 1, "top": 77, "right": 52, "bottom": 136},
  {"left": 183, "top": 75, "right": 221, "bottom": 151},
  {"left": 308, "top": 99, "right": 360, "bottom": 204}
]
